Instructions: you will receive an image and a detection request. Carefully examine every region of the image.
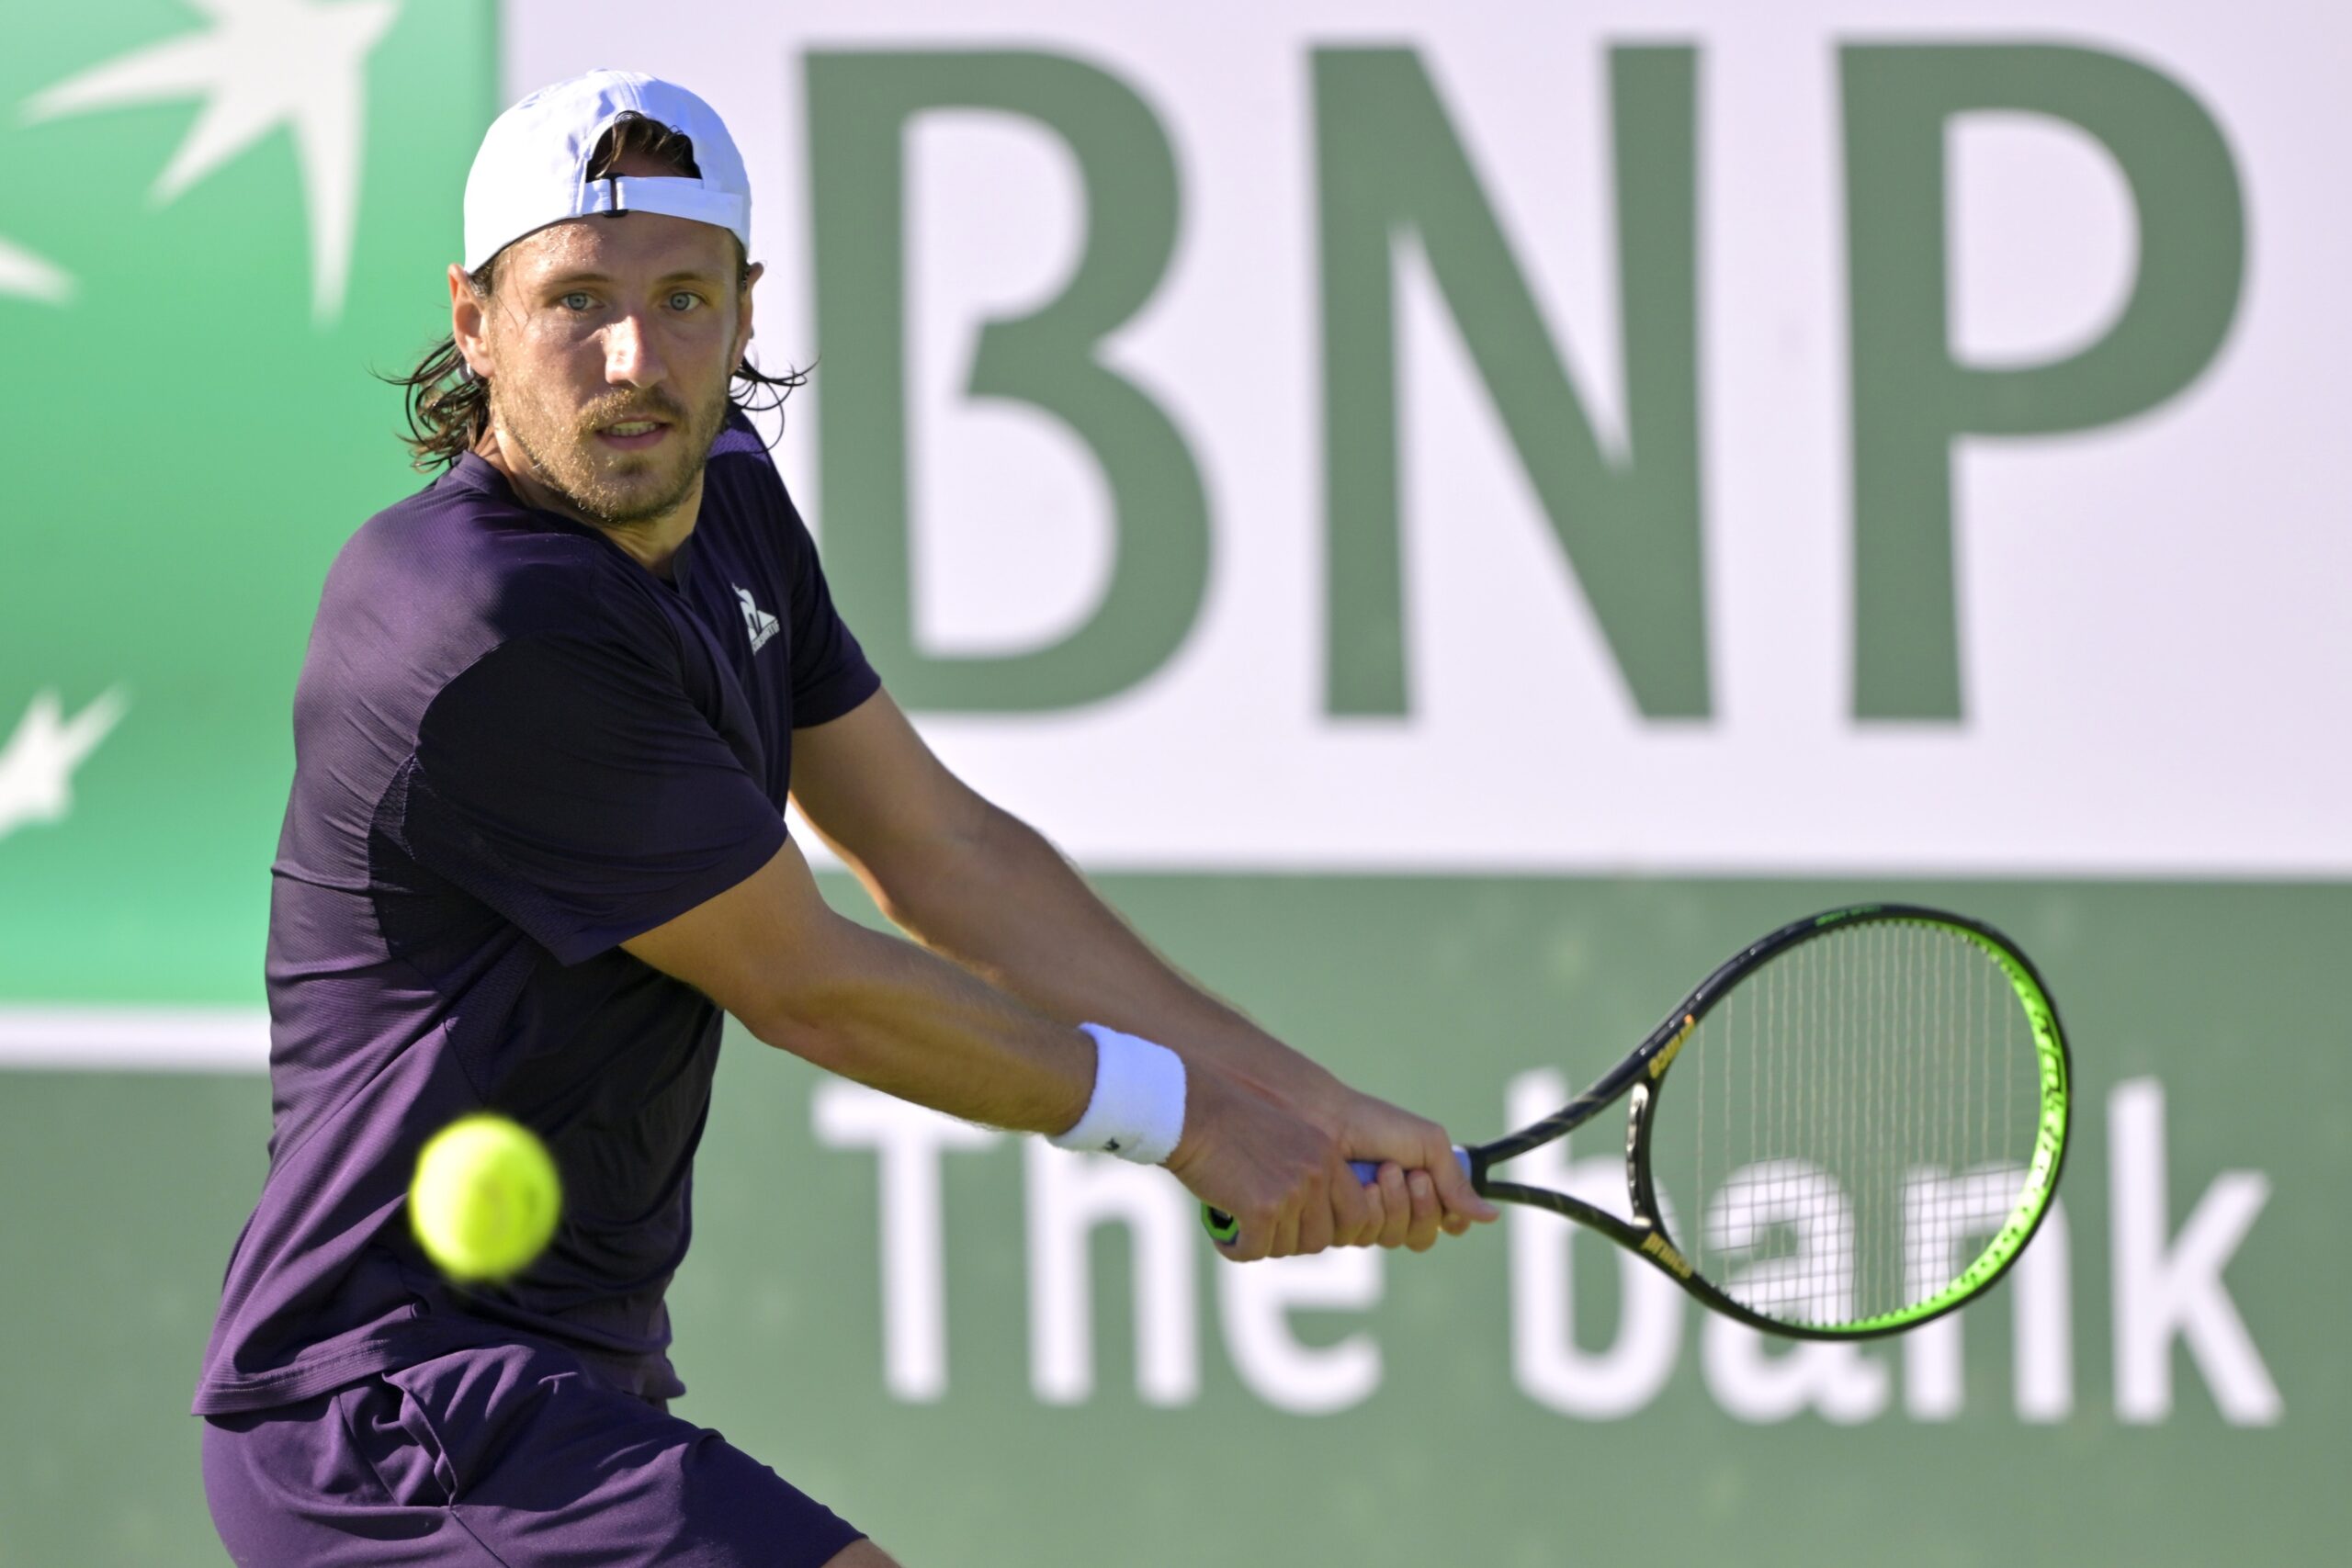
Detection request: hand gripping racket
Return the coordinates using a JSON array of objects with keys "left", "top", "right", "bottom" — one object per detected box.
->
[{"left": 1204, "top": 905, "right": 2071, "bottom": 1339}]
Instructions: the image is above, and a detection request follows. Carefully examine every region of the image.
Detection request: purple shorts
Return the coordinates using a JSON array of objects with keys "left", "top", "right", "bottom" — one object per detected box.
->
[{"left": 201, "top": 1340, "right": 865, "bottom": 1567}]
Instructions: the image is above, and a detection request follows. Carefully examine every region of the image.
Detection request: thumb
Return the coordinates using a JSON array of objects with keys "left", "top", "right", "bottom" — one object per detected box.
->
[{"left": 1429, "top": 1139, "right": 1498, "bottom": 1223}]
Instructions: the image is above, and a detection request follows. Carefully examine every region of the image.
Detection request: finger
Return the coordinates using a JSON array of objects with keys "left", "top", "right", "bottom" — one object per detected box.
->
[
  {"left": 1405, "top": 1168, "right": 1442, "bottom": 1252},
  {"left": 1226, "top": 1206, "right": 1274, "bottom": 1263},
  {"left": 1349, "top": 1170, "right": 1388, "bottom": 1249},
  {"left": 1375, "top": 1162, "right": 1412, "bottom": 1248},
  {"left": 1329, "top": 1157, "right": 1374, "bottom": 1247},
  {"left": 1272, "top": 1197, "right": 1304, "bottom": 1260},
  {"left": 1213, "top": 1213, "right": 1270, "bottom": 1269},
  {"left": 1297, "top": 1177, "right": 1337, "bottom": 1256},
  {"left": 1428, "top": 1136, "right": 1499, "bottom": 1224}
]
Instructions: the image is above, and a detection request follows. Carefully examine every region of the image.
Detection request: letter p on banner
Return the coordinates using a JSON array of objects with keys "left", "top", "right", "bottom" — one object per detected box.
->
[{"left": 1841, "top": 44, "right": 2245, "bottom": 720}]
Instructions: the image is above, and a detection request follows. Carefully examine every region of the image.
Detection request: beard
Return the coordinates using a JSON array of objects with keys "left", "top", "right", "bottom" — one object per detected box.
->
[{"left": 493, "top": 367, "right": 732, "bottom": 528}]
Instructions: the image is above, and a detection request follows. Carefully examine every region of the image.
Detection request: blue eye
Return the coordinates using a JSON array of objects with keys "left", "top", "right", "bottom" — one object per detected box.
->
[
  {"left": 669, "top": 291, "right": 700, "bottom": 311},
  {"left": 560, "top": 291, "right": 594, "bottom": 312}
]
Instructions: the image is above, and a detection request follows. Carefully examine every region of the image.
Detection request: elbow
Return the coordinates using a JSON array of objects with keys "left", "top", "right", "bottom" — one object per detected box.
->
[
  {"left": 729, "top": 950, "right": 881, "bottom": 1078},
  {"left": 863, "top": 800, "right": 1014, "bottom": 942},
  {"left": 737, "top": 985, "right": 849, "bottom": 1071}
]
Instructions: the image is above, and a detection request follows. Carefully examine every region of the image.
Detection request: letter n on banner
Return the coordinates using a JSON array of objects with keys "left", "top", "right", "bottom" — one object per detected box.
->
[{"left": 1316, "top": 46, "right": 1708, "bottom": 721}]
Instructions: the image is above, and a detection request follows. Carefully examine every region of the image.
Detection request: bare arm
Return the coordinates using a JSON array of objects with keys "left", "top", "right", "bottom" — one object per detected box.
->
[
  {"left": 787, "top": 691, "right": 1495, "bottom": 1247},
  {"left": 620, "top": 832, "right": 1374, "bottom": 1261},
  {"left": 624, "top": 837, "right": 1092, "bottom": 1134},
  {"left": 790, "top": 705, "right": 1323, "bottom": 1088}
]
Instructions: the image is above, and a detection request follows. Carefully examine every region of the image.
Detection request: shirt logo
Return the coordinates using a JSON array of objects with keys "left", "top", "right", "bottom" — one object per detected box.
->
[{"left": 734, "top": 586, "right": 779, "bottom": 654}]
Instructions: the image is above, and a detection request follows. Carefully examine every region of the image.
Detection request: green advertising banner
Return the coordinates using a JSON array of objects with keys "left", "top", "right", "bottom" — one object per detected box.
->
[
  {"left": 0, "top": 0, "right": 492, "bottom": 1004},
  {"left": 2, "top": 879, "right": 2344, "bottom": 1562},
  {"left": 3, "top": 3, "right": 2346, "bottom": 1565}
]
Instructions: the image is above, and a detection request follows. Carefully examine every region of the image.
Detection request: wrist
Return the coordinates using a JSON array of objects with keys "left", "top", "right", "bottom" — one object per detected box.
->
[
  {"left": 1051, "top": 1024, "right": 1188, "bottom": 1166},
  {"left": 1260, "top": 1050, "right": 1350, "bottom": 1131},
  {"left": 1200, "top": 1023, "right": 1342, "bottom": 1111}
]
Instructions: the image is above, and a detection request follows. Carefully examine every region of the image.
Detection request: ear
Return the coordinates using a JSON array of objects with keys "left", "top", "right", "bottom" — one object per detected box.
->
[
  {"left": 737, "top": 259, "right": 764, "bottom": 353},
  {"left": 448, "top": 262, "right": 494, "bottom": 378}
]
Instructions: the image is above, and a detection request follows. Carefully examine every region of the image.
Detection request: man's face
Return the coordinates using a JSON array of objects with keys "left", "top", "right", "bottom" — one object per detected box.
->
[{"left": 460, "top": 174, "right": 757, "bottom": 528}]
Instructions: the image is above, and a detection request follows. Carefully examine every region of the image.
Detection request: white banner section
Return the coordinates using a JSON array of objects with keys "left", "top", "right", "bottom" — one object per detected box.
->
[{"left": 508, "top": 1, "right": 2351, "bottom": 874}]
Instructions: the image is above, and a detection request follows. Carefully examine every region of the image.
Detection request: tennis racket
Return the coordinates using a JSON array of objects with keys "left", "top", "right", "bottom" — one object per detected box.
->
[{"left": 1204, "top": 904, "right": 2070, "bottom": 1340}]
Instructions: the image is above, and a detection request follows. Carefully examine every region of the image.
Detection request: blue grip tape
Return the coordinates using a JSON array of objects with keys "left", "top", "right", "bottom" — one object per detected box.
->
[{"left": 1348, "top": 1149, "right": 1471, "bottom": 1184}]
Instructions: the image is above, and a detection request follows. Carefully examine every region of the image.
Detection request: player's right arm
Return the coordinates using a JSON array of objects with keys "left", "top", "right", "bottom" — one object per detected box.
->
[{"left": 620, "top": 839, "right": 1378, "bottom": 1260}]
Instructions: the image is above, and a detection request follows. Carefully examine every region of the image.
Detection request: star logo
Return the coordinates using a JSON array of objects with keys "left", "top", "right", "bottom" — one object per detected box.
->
[
  {"left": 21, "top": 0, "right": 403, "bottom": 324},
  {"left": 0, "top": 689, "right": 130, "bottom": 843}
]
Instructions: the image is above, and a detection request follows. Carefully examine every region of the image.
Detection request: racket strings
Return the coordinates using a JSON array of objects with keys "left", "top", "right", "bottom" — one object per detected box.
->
[{"left": 1657, "top": 919, "right": 2042, "bottom": 1329}]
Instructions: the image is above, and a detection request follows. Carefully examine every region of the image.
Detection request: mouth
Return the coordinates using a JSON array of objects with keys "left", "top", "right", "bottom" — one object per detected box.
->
[{"left": 594, "top": 418, "right": 672, "bottom": 451}]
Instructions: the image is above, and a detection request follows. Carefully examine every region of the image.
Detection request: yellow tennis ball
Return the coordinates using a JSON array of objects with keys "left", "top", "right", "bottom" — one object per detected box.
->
[{"left": 408, "top": 1113, "right": 562, "bottom": 1284}]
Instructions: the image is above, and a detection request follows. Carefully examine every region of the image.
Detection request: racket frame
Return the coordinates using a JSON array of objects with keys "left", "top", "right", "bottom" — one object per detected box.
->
[{"left": 1467, "top": 902, "right": 2071, "bottom": 1340}]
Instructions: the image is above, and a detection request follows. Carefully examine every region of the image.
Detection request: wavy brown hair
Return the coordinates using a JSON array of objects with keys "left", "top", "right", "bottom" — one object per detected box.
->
[{"left": 380, "top": 110, "right": 806, "bottom": 472}]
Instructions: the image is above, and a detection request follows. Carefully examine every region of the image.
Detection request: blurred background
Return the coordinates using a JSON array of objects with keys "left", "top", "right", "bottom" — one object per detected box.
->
[{"left": 2, "top": 1, "right": 2346, "bottom": 1562}]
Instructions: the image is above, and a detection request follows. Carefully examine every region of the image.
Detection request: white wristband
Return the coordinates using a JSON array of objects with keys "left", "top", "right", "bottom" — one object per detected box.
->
[{"left": 1050, "top": 1024, "right": 1188, "bottom": 1166}]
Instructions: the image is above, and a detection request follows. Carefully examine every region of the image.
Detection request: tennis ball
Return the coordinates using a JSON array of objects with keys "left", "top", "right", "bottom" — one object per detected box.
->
[{"left": 408, "top": 1112, "right": 562, "bottom": 1284}]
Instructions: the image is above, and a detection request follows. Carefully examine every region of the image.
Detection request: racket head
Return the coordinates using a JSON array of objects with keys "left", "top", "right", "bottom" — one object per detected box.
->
[{"left": 1491, "top": 904, "right": 2070, "bottom": 1340}]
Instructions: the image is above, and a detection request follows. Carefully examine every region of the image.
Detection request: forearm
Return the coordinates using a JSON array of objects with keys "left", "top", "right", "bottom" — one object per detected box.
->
[
  {"left": 862, "top": 804, "right": 1343, "bottom": 1110},
  {"left": 738, "top": 899, "right": 1094, "bottom": 1137},
  {"left": 624, "top": 829, "right": 1476, "bottom": 1255},
  {"left": 858, "top": 807, "right": 1491, "bottom": 1244}
]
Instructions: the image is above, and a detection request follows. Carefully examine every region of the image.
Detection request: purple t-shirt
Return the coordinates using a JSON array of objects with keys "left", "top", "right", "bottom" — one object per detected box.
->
[{"left": 193, "top": 407, "right": 879, "bottom": 1416}]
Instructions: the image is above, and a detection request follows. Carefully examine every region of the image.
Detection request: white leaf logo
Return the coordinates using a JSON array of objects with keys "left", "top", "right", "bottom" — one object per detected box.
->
[
  {"left": 21, "top": 0, "right": 403, "bottom": 324},
  {"left": 0, "top": 234, "right": 74, "bottom": 306},
  {"left": 0, "top": 689, "right": 129, "bottom": 842}
]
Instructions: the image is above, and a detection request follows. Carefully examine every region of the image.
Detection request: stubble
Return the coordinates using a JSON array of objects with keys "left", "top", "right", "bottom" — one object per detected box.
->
[{"left": 493, "top": 368, "right": 731, "bottom": 528}]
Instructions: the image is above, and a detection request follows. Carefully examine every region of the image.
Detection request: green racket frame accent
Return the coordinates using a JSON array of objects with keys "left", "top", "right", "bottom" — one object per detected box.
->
[
  {"left": 1593, "top": 905, "right": 2074, "bottom": 1339},
  {"left": 1794, "top": 917, "right": 2071, "bottom": 1336}
]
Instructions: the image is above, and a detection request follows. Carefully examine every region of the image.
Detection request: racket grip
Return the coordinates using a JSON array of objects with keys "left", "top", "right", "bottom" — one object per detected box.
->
[{"left": 1202, "top": 1149, "right": 1472, "bottom": 1247}]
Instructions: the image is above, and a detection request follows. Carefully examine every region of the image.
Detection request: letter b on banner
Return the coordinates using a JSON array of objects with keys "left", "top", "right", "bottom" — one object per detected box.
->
[{"left": 807, "top": 52, "right": 1210, "bottom": 711}]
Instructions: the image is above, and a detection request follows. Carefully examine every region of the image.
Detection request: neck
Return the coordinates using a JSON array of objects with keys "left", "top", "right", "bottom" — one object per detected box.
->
[{"left": 477, "top": 425, "right": 699, "bottom": 578}]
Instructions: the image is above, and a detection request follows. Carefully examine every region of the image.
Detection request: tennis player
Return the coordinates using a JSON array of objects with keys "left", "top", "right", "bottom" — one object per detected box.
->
[{"left": 193, "top": 69, "right": 1495, "bottom": 1566}]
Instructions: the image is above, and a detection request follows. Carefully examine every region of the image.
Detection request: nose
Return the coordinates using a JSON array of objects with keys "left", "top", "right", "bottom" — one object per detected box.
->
[{"left": 600, "top": 312, "right": 666, "bottom": 387}]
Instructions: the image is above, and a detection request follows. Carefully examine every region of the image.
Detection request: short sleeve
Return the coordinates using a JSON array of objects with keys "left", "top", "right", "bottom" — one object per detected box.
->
[
  {"left": 399, "top": 633, "right": 789, "bottom": 964},
  {"left": 779, "top": 494, "right": 881, "bottom": 727}
]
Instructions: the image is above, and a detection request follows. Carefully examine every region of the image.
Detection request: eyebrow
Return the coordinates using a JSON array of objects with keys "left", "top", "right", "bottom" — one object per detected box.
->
[{"left": 537, "top": 268, "right": 728, "bottom": 290}]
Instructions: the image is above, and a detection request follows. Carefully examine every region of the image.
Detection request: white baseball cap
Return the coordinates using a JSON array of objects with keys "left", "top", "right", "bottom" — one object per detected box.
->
[{"left": 462, "top": 68, "right": 751, "bottom": 275}]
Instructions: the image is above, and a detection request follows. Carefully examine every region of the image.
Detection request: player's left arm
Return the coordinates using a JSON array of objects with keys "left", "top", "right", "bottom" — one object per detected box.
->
[{"left": 789, "top": 689, "right": 1491, "bottom": 1249}]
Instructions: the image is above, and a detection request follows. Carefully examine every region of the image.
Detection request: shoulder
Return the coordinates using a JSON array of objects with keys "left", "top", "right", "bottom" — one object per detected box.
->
[
  {"left": 283, "top": 465, "right": 692, "bottom": 831},
  {"left": 321, "top": 458, "right": 676, "bottom": 676},
  {"left": 698, "top": 406, "right": 819, "bottom": 558},
  {"left": 704, "top": 403, "right": 784, "bottom": 491}
]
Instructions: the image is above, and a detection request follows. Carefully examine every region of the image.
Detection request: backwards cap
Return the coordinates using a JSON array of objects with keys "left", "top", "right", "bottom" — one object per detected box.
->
[{"left": 462, "top": 68, "right": 750, "bottom": 275}]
